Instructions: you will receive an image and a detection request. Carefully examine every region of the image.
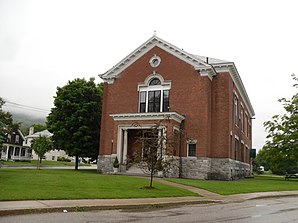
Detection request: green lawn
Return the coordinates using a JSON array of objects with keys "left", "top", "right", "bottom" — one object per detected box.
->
[
  {"left": 167, "top": 176, "right": 298, "bottom": 195},
  {"left": 1, "top": 160, "right": 90, "bottom": 166},
  {"left": 0, "top": 169, "right": 196, "bottom": 201}
]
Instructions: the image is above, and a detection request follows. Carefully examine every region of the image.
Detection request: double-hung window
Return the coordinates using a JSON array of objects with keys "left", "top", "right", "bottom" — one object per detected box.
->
[{"left": 188, "top": 143, "right": 197, "bottom": 157}]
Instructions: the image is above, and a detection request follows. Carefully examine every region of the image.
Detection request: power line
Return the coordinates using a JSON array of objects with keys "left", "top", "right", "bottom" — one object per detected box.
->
[{"left": 3, "top": 99, "right": 51, "bottom": 114}]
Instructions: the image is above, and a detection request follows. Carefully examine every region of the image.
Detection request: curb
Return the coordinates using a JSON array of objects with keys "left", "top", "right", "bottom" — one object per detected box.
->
[{"left": 0, "top": 199, "right": 220, "bottom": 217}]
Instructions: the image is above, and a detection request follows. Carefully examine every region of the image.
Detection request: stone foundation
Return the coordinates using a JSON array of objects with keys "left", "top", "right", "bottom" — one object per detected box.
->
[
  {"left": 97, "top": 155, "right": 114, "bottom": 174},
  {"left": 97, "top": 155, "right": 251, "bottom": 180}
]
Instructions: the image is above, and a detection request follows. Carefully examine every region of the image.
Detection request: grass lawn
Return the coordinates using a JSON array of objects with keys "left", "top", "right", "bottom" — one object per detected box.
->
[
  {"left": 167, "top": 175, "right": 298, "bottom": 195},
  {"left": 1, "top": 160, "right": 90, "bottom": 167},
  {"left": 0, "top": 169, "right": 196, "bottom": 201}
]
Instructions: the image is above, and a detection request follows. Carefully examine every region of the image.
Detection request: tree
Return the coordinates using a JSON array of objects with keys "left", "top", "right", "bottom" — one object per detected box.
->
[
  {"left": 47, "top": 78, "right": 103, "bottom": 170},
  {"left": 0, "top": 98, "right": 15, "bottom": 147},
  {"left": 31, "top": 136, "right": 53, "bottom": 169},
  {"left": 130, "top": 119, "right": 177, "bottom": 188},
  {"left": 263, "top": 74, "right": 298, "bottom": 174}
]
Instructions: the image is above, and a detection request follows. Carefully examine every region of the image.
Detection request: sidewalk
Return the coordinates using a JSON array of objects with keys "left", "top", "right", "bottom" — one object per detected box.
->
[{"left": 1, "top": 178, "right": 298, "bottom": 216}]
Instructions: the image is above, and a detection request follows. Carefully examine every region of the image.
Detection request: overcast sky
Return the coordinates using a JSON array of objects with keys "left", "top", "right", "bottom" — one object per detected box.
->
[{"left": 0, "top": 0, "right": 297, "bottom": 151}]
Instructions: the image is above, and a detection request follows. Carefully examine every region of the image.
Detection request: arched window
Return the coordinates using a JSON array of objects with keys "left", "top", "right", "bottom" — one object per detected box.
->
[
  {"left": 149, "top": 78, "right": 161, "bottom": 86},
  {"left": 138, "top": 76, "right": 170, "bottom": 113}
]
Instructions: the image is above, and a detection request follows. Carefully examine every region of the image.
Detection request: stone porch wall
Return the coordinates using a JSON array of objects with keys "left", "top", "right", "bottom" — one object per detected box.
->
[{"left": 97, "top": 155, "right": 251, "bottom": 180}]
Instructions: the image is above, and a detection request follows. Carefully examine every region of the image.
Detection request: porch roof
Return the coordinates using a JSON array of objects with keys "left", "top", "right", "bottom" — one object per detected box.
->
[{"left": 110, "top": 112, "right": 185, "bottom": 124}]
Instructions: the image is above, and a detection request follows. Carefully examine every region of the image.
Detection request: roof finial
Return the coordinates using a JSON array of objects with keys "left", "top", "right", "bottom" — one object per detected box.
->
[{"left": 153, "top": 30, "right": 156, "bottom": 36}]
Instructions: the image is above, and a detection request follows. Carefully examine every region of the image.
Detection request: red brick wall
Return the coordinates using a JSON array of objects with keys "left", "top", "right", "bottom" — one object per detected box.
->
[{"left": 99, "top": 46, "right": 252, "bottom": 164}]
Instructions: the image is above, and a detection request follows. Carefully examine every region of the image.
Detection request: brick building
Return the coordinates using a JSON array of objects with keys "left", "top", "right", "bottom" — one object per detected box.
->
[{"left": 98, "top": 36, "right": 255, "bottom": 180}]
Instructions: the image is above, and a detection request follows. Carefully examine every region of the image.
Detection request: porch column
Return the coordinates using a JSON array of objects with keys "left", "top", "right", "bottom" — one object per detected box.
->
[{"left": 123, "top": 129, "right": 128, "bottom": 164}]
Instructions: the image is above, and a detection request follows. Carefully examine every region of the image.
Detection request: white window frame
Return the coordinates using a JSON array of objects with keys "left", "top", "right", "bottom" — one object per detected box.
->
[
  {"left": 187, "top": 139, "right": 197, "bottom": 157},
  {"left": 138, "top": 74, "right": 171, "bottom": 113}
]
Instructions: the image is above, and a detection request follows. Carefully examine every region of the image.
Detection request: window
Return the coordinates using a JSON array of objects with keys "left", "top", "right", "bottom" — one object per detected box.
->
[
  {"left": 233, "top": 94, "right": 238, "bottom": 126},
  {"left": 21, "top": 148, "right": 26, "bottom": 156},
  {"left": 188, "top": 143, "right": 196, "bottom": 157},
  {"left": 138, "top": 76, "right": 171, "bottom": 113},
  {"left": 139, "top": 91, "right": 146, "bottom": 113},
  {"left": 244, "top": 114, "right": 248, "bottom": 137},
  {"left": 234, "top": 138, "right": 239, "bottom": 160},
  {"left": 149, "top": 78, "right": 161, "bottom": 85},
  {"left": 163, "top": 90, "right": 170, "bottom": 112},
  {"left": 241, "top": 142, "right": 244, "bottom": 162},
  {"left": 248, "top": 122, "right": 251, "bottom": 139},
  {"left": 15, "top": 135, "right": 19, "bottom": 144},
  {"left": 148, "top": 90, "right": 161, "bottom": 112},
  {"left": 14, "top": 147, "right": 20, "bottom": 156},
  {"left": 240, "top": 107, "right": 244, "bottom": 132}
]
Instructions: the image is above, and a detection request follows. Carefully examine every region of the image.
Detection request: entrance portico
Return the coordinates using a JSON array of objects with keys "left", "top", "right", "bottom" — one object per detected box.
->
[{"left": 97, "top": 112, "right": 185, "bottom": 174}]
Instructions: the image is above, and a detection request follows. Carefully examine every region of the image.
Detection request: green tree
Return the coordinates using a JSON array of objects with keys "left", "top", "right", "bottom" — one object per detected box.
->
[
  {"left": 253, "top": 148, "right": 271, "bottom": 172},
  {"left": 0, "top": 98, "right": 15, "bottom": 147},
  {"left": 31, "top": 136, "right": 53, "bottom": 169},
  {"left": 263, "top": 74, "right": 298, "bottom": 174},
  {"left": 47, "top": 78, "right": 103, "bottom": 170}
]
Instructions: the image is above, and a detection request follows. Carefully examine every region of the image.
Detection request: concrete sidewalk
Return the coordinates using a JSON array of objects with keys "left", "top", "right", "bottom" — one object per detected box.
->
[{"left": 1, "top": 178, "right": 298, "bottom": 216}]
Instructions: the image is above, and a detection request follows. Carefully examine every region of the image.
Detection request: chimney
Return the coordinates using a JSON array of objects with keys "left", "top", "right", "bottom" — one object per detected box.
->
[{"left": 29, "top": 126, "right": 34, "bottom": 135}]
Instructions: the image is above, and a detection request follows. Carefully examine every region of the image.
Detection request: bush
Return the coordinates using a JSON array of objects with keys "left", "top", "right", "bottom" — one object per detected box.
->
[
  {"left": 57, "top": 157, "right": 71, "bottom": 162},
  {"left": 113, "top": 157, "right": 119, "bottom": 168}
]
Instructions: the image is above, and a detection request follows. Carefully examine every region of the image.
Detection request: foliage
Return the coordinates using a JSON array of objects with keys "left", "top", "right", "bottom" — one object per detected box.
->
[
  {"left": 22, "top": 123, "right": 47, "bottom": 135},
  {"left": 262, "top": 74, "right": 298, "bottom": 174},
  {"left": 47, "top": 78, "right": 103, "bottom": 170},
  {"left": 57, "top": 157, "right": 71, "bottom": 162},
  {"left": 129, "top": 119, "right": 178, "bottom": 188},
  {"left": 0, "top": 169, "right": 196, "bottom": 201},
  {"left": 253, "top": 148, "right": 271, "bottom": 172},
  {"left": 0, "top": 98, "right": 19, "bottom": 147},
  {"left": 113, "top": 156, "right": 119, "bottom": 168},
  {"left": 31, "top": 136, "right": 53, "bottom": 169}
]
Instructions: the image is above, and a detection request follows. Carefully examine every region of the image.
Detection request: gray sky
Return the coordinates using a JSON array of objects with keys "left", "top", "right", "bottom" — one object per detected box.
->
[{"left": 0, "top": 0, "right": 297, "bottom": 151}]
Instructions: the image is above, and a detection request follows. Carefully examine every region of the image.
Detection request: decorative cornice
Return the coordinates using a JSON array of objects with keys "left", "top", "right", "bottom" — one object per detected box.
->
[
  {"left": 213, "top": 63, "right": 255, "bottom": 117},
  {"left": 100, "top": 36, "right": 255, "bottom": 117},
  {"left": 110, "top": 112, "right": 185, "bottom": 124},
  {"left": 99, "top": 35, "right": 208, "bottom": 83}
]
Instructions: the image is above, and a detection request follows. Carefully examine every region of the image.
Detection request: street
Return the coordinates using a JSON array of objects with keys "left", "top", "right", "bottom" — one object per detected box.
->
[{"left": 1, "top": 196, "right": 298, "bottom": 223}]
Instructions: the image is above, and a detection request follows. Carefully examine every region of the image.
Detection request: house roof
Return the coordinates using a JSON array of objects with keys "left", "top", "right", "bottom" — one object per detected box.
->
[
  {"left": 26, "top": 130, "right": 53, "bottom": 138},
  {"left": 99, "top": 35, "right": 255, "bottom": 117}
]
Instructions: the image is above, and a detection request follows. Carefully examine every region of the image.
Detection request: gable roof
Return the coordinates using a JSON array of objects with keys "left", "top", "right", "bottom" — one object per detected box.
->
[
  {"left": 26, "top": 130, "right": 53, "bottom": 138},
  {"left": 99, "top": 35, "right": 255, "bottom": 117}
]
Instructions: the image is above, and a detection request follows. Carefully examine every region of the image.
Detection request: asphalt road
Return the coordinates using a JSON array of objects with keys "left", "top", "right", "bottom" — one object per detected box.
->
[{"left": 1, "top": 197, "right": 298, "bottom": 223}]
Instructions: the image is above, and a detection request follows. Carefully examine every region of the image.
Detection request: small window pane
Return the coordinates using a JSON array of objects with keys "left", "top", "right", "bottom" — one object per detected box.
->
[
  {"left": 140, "top": 91, "right": 146, "bottom": 102},
  {"left": 139, "top": 91, "right": 146, "bottom": 112},
  {"left": 163, "top": 90, "right": 169, "bottom": 112},
  {"left": 148, "top": 90, "right": 161, "bottom": 112},
  {"left": 188, "top": 144, "right": 196, "bottom": 157}
]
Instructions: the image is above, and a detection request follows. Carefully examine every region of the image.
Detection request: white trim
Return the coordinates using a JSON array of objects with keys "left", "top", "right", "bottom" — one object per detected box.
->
[
  {"left": 110, "top": 112, "right": 185, "bottom": 123},
  {"left": 187, "top": 141, "right": 197, "bottom": 157},
  {"left": 234, "top": 135, "right": 239, "bottom": 140},
  {"left": 99, "top": 35, "right": 255, "bottom": 117},
  {"left": 137, "top": 74, "right": 171, "bottom": 113},
  {"left": 100, "top": 36, "right": 208, "bottom": 81},
  {"left": 149, "top": 54, "right": 161, "bottom": 68}
]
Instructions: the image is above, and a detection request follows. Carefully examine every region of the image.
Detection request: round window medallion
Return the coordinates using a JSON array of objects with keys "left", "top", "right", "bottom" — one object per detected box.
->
[{"left": 149, "top": 55, "right": 161, "bottom": 68}]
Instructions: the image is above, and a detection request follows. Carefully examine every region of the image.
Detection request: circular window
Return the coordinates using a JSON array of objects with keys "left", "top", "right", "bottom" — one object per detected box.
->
[{"left": 149, "top": 55, "right": 161, "bottom": 68}]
